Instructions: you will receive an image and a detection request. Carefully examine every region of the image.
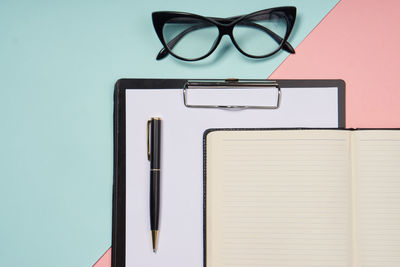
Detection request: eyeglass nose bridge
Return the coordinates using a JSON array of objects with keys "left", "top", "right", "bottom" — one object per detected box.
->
[{"left": 218, "top": 24, "right": 234, "bottom": 36}]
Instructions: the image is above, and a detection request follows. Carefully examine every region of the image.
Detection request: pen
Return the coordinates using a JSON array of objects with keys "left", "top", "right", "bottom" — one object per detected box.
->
[{"left": 147, "top": 117, "right": 161, "bottom": 253}]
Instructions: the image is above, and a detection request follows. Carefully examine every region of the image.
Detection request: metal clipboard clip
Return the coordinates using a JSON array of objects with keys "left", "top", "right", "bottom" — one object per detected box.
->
[{"left": 183, "top": 79, "right": 281, "bottom": 109}]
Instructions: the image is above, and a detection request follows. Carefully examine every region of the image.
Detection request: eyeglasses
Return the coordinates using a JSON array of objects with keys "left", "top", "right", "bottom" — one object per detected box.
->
[{"left": 152, "top": 7, "right": 296, "bottom": 61}]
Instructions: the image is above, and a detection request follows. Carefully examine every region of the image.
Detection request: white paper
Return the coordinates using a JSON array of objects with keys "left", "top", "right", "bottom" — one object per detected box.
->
[{"left": 125, "top": 87, "right": 339, "bottom": 267}]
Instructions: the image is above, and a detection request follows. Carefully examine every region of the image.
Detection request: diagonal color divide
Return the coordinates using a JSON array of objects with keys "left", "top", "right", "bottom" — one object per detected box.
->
[{"left": 92, "top": 248, "right": 111, "bottom": 267}]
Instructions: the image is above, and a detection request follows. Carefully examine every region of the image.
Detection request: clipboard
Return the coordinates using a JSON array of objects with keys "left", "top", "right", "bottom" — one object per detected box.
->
[{"left": 112, "top": 78, "right": 345, "bottom": 267}]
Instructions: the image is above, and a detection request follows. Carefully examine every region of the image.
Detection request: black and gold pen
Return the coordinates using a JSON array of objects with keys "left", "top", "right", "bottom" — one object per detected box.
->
[{"left": 147, "top": 117, "right": 161, "bottom": 253}]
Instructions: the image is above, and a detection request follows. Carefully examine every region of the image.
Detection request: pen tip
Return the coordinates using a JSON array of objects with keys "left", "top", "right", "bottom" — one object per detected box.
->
[{"left": 151, "top": 230, "right": 159, "bottom": 253}]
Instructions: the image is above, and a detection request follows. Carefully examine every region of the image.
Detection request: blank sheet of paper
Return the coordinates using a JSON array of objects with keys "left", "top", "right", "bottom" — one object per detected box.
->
[
  {"left": 206, "top": 130, "right": 353, "bottom": 267},
  {"left": 125, "top": 87, "right": 340, "bottom": 267},
  {"left": 354, "top": 131, "right": 400, "bottom": 267}
]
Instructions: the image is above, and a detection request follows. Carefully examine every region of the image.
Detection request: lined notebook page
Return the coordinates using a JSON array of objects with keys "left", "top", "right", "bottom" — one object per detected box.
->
[
  {"left": 354, "top": 131, "right": 400, "bottom": 267},
  {"left": 206, "top": 130, "right": 353, "bottom": 267}
]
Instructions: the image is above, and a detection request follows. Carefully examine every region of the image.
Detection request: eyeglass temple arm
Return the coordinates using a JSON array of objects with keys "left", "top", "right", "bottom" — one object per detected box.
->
[{"left": 157, "top": 19, "right": 294, "bottom": 60}]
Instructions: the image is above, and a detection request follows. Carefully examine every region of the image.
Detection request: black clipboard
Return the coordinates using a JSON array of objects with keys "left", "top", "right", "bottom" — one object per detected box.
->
[{"left": 112, "top": 78, "right": 345, "bottom": 267}]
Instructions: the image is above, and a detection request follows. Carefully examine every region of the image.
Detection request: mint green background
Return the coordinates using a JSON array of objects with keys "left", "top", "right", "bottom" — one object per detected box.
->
[{"left": 0, "top": 0, "right": 338, "bottom": 266}]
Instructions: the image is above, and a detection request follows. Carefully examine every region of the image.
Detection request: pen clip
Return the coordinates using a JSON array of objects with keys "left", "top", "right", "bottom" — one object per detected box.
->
[{"left": 147, "top": 119, "right": 151, "bottom": 161}]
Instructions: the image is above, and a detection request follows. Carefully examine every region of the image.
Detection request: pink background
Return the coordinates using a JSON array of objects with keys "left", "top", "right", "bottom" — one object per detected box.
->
[
  {"left": 270, "top": 0, "right": 400, "bottom": 127},
  {"left": 94, "top": 0, "right": 400, "bottom": 265},
  {"left": 93, "top": 248, "right": 111, "bottom": 267}
]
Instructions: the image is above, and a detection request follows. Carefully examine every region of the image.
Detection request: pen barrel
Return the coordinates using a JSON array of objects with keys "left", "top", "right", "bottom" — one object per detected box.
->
[
  {"left": 150, "top": 119, "right": 161, "bottom": 169},
  {"left": 150, "top": 170, "right": 160, "bottom": 230},
  {"left": 149, "top": 118, "right": 161, "bottom": 231}
]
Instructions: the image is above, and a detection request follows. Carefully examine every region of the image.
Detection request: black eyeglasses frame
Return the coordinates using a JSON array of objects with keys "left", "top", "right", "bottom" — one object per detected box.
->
[{"left": 152, "top": 7, "right": 296, "bottom": 61}]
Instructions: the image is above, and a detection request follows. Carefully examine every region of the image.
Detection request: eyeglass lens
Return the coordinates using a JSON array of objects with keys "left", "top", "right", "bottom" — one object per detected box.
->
[
  {"left": 233, "top": 13, "right": 287, "bottom": 57},
  {"left": 162, "top": 17, "right": 219, "bottom": 60}
]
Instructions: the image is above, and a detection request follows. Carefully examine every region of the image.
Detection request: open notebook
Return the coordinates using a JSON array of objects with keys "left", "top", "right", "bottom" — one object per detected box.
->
[{"left": 205, "top": 129, "right": 400, "bottom": 267}]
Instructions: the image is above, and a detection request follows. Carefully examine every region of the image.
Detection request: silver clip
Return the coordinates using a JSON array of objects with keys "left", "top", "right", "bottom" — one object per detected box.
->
[
  {"left": 183, "top": 79, "right": 281, "bottom": 109},
  {"left": 147, "top": 119, "right": 151, "bottom": 161}
]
